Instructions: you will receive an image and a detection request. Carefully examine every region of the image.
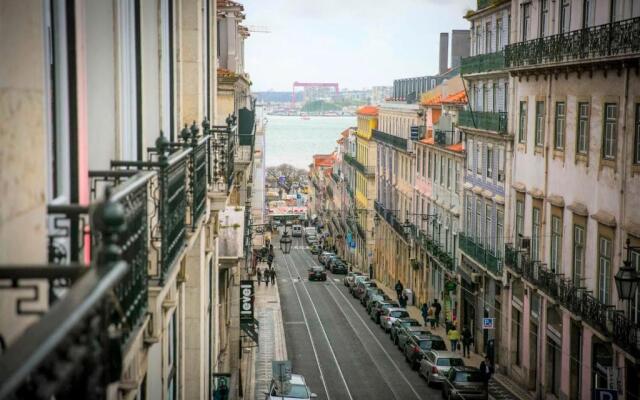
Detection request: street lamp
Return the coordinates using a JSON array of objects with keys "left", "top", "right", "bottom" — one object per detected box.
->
[
  {"left": 615, "top": 239, "right": 640, "bottom": 317},
  {"left": 373, "top": 213, "right": 381, "bottom": 227},
  {"left": 402, "top": 218, "right": 413, "bottom": 237}
]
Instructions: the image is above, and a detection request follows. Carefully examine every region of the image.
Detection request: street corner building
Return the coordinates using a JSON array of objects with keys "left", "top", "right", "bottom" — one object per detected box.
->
[{"left": 0, "top": 0, "right": 264, "bottom": 399}]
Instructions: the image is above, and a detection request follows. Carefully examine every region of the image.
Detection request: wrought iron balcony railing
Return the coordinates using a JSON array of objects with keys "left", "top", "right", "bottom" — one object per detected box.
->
[
  {"left": 434, "top": 130, "right": 463, "bottom": 147},
  {"left": 417, "top": 230, "right": 455, "bottom": 272},
  {"left": 505, "top": 16, "right": 640, "bottom": 69},
  {"left": 461, "top": 50, "right": 506, "bottom": 75},
  {"left": 458, "top": 110, "right": 508, "bottom": 134},
  {"left": 510, "top": 248, "right": 639, "bottom": 356},
  {"left": 343, "top": 153, "right": 375, "bottom": 176},
  {"left": 459, "top": 233, "right": 502, "bottom": 276},
  {"left": 0, "top": 195, "right": 129, "bottom": 400},
  {"left": 372, "top": 129, "right": 408, "bottom": 152},
  {"left": 190, "top": 137, "right": 208, "bottom": 227}
]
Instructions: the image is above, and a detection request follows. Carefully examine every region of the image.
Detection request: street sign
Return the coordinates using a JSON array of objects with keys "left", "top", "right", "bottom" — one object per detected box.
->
[
  {"left": 593, "top": 389, "right": 618, "bottom": 400},
  {"left": 239, "top": 280, "right": 254, "bottom": 323},
  {"left": 279, "top": 176, "right": 285, "bottom": 185},
  {"left": 482, "top": 318, "right": 495, "bottom": 329}
]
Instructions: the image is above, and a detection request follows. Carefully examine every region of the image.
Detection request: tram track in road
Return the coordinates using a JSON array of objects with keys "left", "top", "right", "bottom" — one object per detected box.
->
[
  {"left": 289, "top": 244, "right": 427, "bottom": 400},
  {"left": 280, "top": 248, "right": 354, "bottom": 400}
]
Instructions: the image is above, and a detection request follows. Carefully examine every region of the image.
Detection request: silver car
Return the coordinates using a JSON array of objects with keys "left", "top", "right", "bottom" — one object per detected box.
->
[
  {"left": 396, "top": 326, "right": 431, "bottom": 349},
  {"left": 419, "top": 350, "right": 465, "bottom": 386},
  {"left": 265, "top": 374, "right": 317, "bottom": 399},
  {"left": 379, "top": 307, "right": 410, "bottom": 332}
]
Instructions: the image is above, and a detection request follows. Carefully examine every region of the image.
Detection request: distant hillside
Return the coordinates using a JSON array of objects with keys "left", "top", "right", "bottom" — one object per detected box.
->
[
  {"left": 255, "top": 91, "right": 303, "bottom": 103},
  {"left": 301, "top": 100, "right": 341, "bottom": 113}
]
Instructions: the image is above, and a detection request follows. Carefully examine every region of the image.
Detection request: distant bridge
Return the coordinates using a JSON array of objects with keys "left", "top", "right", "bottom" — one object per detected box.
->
[{"left": 291, "top": 81, "right": 340, "bottom": 105}]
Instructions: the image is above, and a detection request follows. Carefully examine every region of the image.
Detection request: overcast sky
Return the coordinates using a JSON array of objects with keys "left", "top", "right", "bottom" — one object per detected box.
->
[{"left": 241, "top": 0, "right": 475, "bottom": 92}]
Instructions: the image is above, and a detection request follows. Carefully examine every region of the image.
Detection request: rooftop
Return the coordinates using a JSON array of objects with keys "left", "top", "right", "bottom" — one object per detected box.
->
[{"left": 357, "top": 105, "right": 379, "bottom": 116}]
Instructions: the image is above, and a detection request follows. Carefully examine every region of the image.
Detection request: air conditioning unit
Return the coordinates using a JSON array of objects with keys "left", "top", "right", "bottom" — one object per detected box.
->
[{"left": 471, "top": 272, "right": 482, "bottom": 284}]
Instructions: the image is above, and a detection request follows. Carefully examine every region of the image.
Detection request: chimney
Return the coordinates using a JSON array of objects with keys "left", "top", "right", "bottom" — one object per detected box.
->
[
  {"left": 451, "top": 30, "right": 471, "bottom": 69},
  {"left": 439, "top": 32, "right": 449, "bottom": 75}
]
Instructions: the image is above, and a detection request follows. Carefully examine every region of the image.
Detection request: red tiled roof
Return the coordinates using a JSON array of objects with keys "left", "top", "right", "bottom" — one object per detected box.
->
[
  {"left": 441, "top": 91, "right": 467, "bottom": 105},
  {"left": 420, "top": 137, "right": 435, "bottom": 145},
  {"left": 357, "top": 105, "right": 379, "bottom": 116},
  {"left": 313, "top": 153, "right": 335, "bottom": 168},
  {"left": 421, "top": 94, "right": 442, "bottom": 106},
  {"left": 446, "top": 143, "right": 464, "bottom": 153}
]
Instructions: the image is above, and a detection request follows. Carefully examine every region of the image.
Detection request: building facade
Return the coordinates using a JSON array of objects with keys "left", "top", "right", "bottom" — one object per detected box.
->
[{"left": 0, "top": 1, "right": 258, "bottom": 399}]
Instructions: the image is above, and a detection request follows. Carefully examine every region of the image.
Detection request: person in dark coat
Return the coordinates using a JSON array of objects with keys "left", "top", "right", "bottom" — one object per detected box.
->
[
  {"left": 420, "top": 303, "right": 429, "bottom": 326},
  {"left": 265, "top": 269, "right": 270, "bottom": 287},
  {"left": 256, "top": 268, "right": 262, "bottom": 286},
  {"left": 461, "top": 326, "right": 473, "bottom": 358},
  {"left": 267, "top": 253, "right": 274, "bottom": 269},
  {"left": 399, "top": 293, "right": 407, "bottom": 308},
  {"left": 270, "top": 268, "right": 276, "bottom": 284},
  {"left": 479, "top": 356, "right": 493, "bottom": 387},
  {"left": 395, "top": 280, "right": 404, "bottom": 299},
  {"left": 433, "top": 299, "right": 442, "bottom": 327}
]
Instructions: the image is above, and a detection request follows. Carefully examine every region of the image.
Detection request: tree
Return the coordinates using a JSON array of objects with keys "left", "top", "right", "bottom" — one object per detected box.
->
[{"left": 266, "top": 164, "right": 308, "bottom": 192}]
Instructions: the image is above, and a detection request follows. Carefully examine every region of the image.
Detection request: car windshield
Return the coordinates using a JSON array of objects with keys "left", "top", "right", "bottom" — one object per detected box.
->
[
  {"left": 273, "top": 383, "right": 309, "bottom": 398},
  {"left": 454, "top": 371, "right": 483, "bottom": 383},
  {"left": 402, "top": 320, "right": 420, "bottom": 327},
  {"left": 390, "top": 311, "right": 409, "bottom": 318},
  {"left": 437, "top": 358, "right": 465, "bottom": 367},
  {"left": 421, "top": 340, "right": 447, "bottom": 350}
]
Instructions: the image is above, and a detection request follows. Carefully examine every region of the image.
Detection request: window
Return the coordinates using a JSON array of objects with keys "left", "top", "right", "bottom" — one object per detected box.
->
[
  {"left": 447, "top": 159, "right": 452, "bottom": 189},
  {"left": 519, "top": 101, "right": 527, "bottom": 143},
  {"left": 466, "top": 193, "right": 473, "bottom": 235},
  {"left": 496, "top": 210, "right": 504, "bottom": 257},
  {"left": 535, "top": 101, "right": 545, "bottom": 147},
  {"left": 577, "top": 102, "right": 590, "bottom": 155},
  {"left": 560, "top": 0, "right": 571, "bottom": 33},
  {"left": 455, "top": 162, "right": 460, "bottom": 194},
  {"left": 492, "top": 83, "right": 497, "bottom": 112},
  {"left": 598, "top": 236, "right": 612, "bottom": 303},
  {"left": 554, "top": 102, "right": 566, "bottom": 150},
  {"left": 522, "top": 2, "right": 531, "bottom": 40},
  {"left": 476, "top": 143, "right": 482, "bottom": 175},
  {"left": 485, "top": 21, "right": 492, "bottom": 53},
  {"left": 634, "top": 104, "right": 640, "bottom": 164},
  {"left": 497, "top": 146, "right": 505, "bottom": 183},
  {"left": 610, "top": 0, "right": 621, "bottom": 22},
  {"left": 428, "top": 151, "right": 432, "bottom": 178},
  {"left": 440, "top": 156, "right": 445, "bottom": 185},
  {"left": 550, "top": 215, "right": 562, "bottom": 273},
  {"left": 467, "top": 139, "right": 474, "bottom": 172},
  {"left": 532, "top": 207, "right": 541, "bottom": 260},
  {"left": 485, "top": 204, "right": 493, "bottom": 251},
  {"left": 516, "top": 200, "right": 525, "bottom": 240},
  {"left": 482, "top": 84, "right": 488, "bottom": 112},
  {"left": 583, "top": 0, "right": 594, "bottom": 27},
  {"left": 475, "top": 24, "right": 482, "bottom": 54},
  {"left": 496, "top": 18, "right": 503, "bottom": 49},
  {"left": 603, "top": 103, "right": 618, "bottom": 160},
  {"left": 487, "top": 146, "right": 494, "bottom": 180},
  {"left": 540, "top": 0, "right": 549, "bottom": 36},
  {"left": 476, "top": 198, "right": 483, "bottom": 244},
  {"left": 573, "top": 224, "right": 585, "bottom": 285},
  {"left": 631, "top": 243, "right": 640, "bottom": 323}
]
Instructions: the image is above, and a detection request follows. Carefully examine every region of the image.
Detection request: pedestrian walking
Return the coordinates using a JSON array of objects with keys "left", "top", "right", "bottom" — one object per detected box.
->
[
  {"left": 270, "top": 268, "right": 276, "bottom": 285},
  {"left": 461, "top": 326, "right": 473, "bottom": 358},
  {"left": 421, "top": 303, "right": 429, "bottom": 327},
  {"left": 267, "top": 253, "right": 274, "bottom": 269},
  {"left": 433, "top": 299, "right": 442, "bottom": 327},
  {"left": 447, "top": 324, "right": 460, "bottom": 352},
  {"left": 479, "top": 356, "right": 494, "bottom": 388},
  {"left": 428, "top": 304, "right": 436, "bottom": 328},
  {"left": 256, "top": 268, "right": 262, "bottom": 286},
  {"left": 394, "top": 280, "right": 404, "bottom": 300},
  {"left": 265, "top": 269, "right": 270, "bottom": 287},
  {"left": 399, "top": 293, "right": 407, "bottom": 308}
]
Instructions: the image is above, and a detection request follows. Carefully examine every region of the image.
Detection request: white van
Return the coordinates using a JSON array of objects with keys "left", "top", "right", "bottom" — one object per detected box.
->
[
  {"left": 291, "top": 225, "right": 303, "bottom": 237},
  {"left": 304, "top": 227, "right": 317, "bottom": 237}
]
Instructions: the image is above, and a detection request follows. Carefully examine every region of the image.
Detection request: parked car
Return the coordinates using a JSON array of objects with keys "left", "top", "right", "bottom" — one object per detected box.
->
[
  {"left": 318, "top": 251, "right": 334, "bottom": 265},
  {"left": 403, "top": 334, "right": 447, "bottom": 369},
  {"left": 370, "top": 301, "right": 401, "bottom": 324},
  {"left": 265, "top": 374, "right": 318, "bottom": 399},
  {"left": 343, "top": 271, "right": 363, "bottom": 287},
  {"left": 308, "top": 266, "right": 327, "bottom": 282},
  {"left": 330, "top": 259, "right": 348, "bottom": 274},
  {"left": 291, "top": 225, "right": 303, "bottom": 237},
  {"left": 389, "top": 318, "right": 421, "bottom": 343},
  {"left": 325, "top": 255, "right": 340, "bottom": 270},
  {"left": 441, "top": 367, "right": 487, "bottom": 400},
  {"left": 361, "top": 286, "right": 384, "bottom": 306},
  {"left": 309, "top": 245, "right": 321, "bottom": 255},
  {"left": 379, "top": 308, "right": 410, "bottom": 332},
  {"left": 355, "top": 281, "right": 377, "bottom": 301},
  {"left": 305, "top": 235, "right": 318, "bottom": 245},
  {"left": 365, "top": 293, "right": 392, "bottom": 313},
  {"left": 349, "top": 276, "right": 369, "bottom": 296},
  {"left": 419, "top": 350, "right": 465, "bottom": 386},
  {"left": 396, "top": 327, "right": 432, "bottom": 350}
]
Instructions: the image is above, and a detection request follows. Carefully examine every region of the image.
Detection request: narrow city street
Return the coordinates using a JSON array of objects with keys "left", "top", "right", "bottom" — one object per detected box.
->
[{"left": 276, "top": 237, "right": 440, "bottom": 400}]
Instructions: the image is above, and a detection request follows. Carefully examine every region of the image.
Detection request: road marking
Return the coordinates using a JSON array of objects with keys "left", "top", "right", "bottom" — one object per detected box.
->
[
  {"left": 333, "top": 278, "right": 341, "bottom": 282},
  {"left": 296, "top": 247, "right": 424, "bottom": 400},
  {"left": 282, "top": 252, "right": 354, "bottom": 400},
  {"left": 284, "top": 321, "right": 306, "bottom": 325},
  {"left": 279, "top": 252, "right": 331, "bottom": 400}
]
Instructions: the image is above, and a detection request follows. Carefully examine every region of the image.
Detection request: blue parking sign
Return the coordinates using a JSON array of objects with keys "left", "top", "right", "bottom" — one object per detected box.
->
[
  {"left": 482, "top": 318, "right": 494, "bottom": 329},
  {"left": 593, "top": 389, "right": 618, "bottom": 400}
]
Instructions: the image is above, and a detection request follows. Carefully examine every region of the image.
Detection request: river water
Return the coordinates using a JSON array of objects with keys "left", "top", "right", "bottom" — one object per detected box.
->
[{"left": 264, "top": 115, "right": 356, "bottom": 169}]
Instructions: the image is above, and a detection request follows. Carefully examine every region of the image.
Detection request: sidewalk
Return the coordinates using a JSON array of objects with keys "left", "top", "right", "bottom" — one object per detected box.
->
[
  {"left": 252, "top": 263, "right": 288, "bottom": 400},
  {"left": 372, "top": 279, "right": 533, "bottom": 400}
]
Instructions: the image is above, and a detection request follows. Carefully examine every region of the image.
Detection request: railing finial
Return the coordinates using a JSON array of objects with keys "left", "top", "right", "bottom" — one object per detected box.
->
[{"left": 96, "top": 186, "right": 126, "bottom": 265}]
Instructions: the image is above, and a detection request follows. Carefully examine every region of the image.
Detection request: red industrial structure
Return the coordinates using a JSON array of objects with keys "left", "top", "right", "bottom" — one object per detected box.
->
[{"left": 291, "top": 81, "right": 340, "bottom": 105}]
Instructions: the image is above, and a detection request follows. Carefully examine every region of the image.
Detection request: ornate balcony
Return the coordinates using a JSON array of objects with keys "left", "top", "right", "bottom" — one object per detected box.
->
[
  {"left": 343, "top": 153, "right": 375, "bottom": 177},
  {"left": 461, "top": 51, "right": 506, "bottom": 75},
  {"left": 459, "top": 233, "right": 502, "bottom": 276},
  {"left": 505, "top": 16, "right": 640, "bottom": 70},
  {"left": 458, "top": 110, "right": 507, "bottom": 134},
  {"left": 417, "top": 230, "right": 455, "bottom": 272},
  {"left": 372, "top": 129, "right": 408, "bottom": 152}
]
